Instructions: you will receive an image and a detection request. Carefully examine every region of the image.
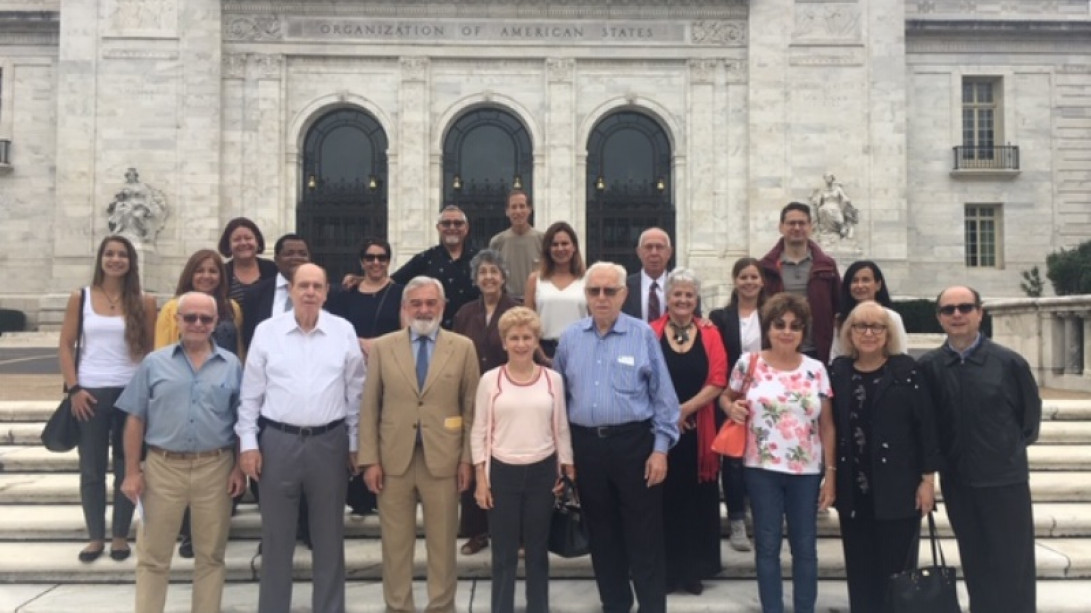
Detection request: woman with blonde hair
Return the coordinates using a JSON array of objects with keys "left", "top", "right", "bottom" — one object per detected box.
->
[{"left": 59, "top": 235, "right": 156, "bottom": 562}]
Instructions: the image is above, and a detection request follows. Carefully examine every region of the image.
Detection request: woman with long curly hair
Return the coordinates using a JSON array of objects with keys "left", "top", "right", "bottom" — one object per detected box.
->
[{"left": 59, "top": 235, "right": 156, "bottom": 562}]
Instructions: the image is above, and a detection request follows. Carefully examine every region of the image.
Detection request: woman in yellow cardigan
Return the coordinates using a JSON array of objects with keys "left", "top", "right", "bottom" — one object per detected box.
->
[
  {"left": 155, "top": 249, "right": 244, "bottom": 357},
  {"left": 153, "top": 248, "right": 244, "bottom": 558}
]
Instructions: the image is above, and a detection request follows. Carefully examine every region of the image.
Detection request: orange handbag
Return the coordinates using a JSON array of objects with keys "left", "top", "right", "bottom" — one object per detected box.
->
[{"left": 711, "top": 352, "right": 758, "bottom": 458}]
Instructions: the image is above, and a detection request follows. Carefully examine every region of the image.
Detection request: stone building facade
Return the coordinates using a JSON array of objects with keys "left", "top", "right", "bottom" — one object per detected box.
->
[{"left": 0, "top": 0, "right": 1088, "bottom": 326}]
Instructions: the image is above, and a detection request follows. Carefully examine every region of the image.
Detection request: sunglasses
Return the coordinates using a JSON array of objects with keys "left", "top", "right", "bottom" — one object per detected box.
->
[
  {"left": 180, "top": 313, "right": 215, "bottom": 325},
  {"left": 362, "top": 254, "right": 390, "bottom": 262},
  {"left": 771, "top": 319, "right": 804, "bottom": 331},
  {"left": 585, "top": 286, "right": 623, "bottom": 297},
  {"left": 438, "top": 220, "right": 466, "bottom": 228},
  {"left": 851, "top": 322, "right": 888, "bottom": 335},
  {"left": 937, "top": 303, "right": 977, "bottom": 316}
]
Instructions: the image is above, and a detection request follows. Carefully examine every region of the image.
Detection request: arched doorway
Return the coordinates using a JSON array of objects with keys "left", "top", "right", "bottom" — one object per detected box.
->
[
  {"left": 442, "top": 107, "right": 533, "bottom": 248},
  {"left": 585, "top": 111, "right": 674, "bottom": 274},
  {"left": 297, "top": 107, "right": 388, "bottom": 281}
]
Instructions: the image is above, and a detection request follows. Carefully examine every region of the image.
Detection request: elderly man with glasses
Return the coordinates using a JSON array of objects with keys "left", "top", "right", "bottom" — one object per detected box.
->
[
  {"left": 552, "top": 261, "right": 680, "bottom": 613},
  {"left": 917, "top": 285, "right": 1041, "bottom": 613},
  {"left": 391, "top": 204, "right": 480, "bottom": 329},
  {"left": 117, "top": 292, "right": 246, "bottom": 613}
]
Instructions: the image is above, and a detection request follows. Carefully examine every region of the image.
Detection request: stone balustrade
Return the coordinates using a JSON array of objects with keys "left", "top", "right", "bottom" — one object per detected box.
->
[{"left": 988, "top": 296, "right": 1091, "bottom": 393}]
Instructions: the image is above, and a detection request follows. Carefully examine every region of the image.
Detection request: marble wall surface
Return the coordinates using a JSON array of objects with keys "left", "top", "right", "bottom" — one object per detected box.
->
[{"left": 0, "top": 0, "right": 1088, "bottom": 326}]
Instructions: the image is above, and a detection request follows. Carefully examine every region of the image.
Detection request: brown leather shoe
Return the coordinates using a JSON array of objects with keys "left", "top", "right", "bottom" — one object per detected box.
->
[{"left": 459, "top": 534, "right": 489, "bottom": 555}]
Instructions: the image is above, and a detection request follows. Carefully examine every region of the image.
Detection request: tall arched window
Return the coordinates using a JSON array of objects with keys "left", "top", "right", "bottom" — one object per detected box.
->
[
  {"left": 298, "top": 108, "right": 388, "bottom": 280},
  {"left": 442, "top": 107, "right": 533, "bottom": 248},
  {"left": 586, "top": 111, "right": 674, "bottom": 273}
]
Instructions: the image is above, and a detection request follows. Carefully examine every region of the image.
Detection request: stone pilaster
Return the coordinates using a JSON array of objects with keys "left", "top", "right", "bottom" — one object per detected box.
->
[
  {"left": 396, "top": 57, "right": 431, "bottom": 264},
  {"left": 544, "top": 57, "right": 576, "bottom": 223}
]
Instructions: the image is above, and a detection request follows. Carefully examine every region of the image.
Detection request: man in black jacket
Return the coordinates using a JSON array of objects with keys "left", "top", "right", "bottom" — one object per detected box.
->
[{"left": 917, "top": 285, "right": 1041, "bottom": 613}]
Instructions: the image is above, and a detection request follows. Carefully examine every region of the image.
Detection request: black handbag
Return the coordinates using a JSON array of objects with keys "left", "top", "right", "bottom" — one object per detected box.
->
[
  {"left": 41, "top": 288, "right": 85, "bottom": 453},
  {"left": 884, "top": 511, "right": 961, "bottom": 613},
  {"left": 548, "top": 475, "right": 590, "bottom": 558}
]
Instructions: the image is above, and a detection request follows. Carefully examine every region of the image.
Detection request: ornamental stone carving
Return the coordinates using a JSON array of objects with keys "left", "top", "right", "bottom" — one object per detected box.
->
[
  {"left": 225, "top": 15, "right": 283, "bottom": 41},
  {"left": 809, "top": 172, "right": 858, "bottom": 248},
  {"left": 794, "top": 3, "right": 861, "bottom": 43},
  {"left": 112, "top": 0, "right": 175, "bottom": 32},
  {"left": 546, "top": 58, "right": 575, "bottom": 82},
  {"left": 688, "top": 59, "right": 719, "bottom": 84},
  {"left": 106, "top": 168, "right": 169, "bottom": 244},
  {"left": 250, "top": 54, "right": 283, "bottom": 79},
  {"left": 222, "top": 53, "right": 247, "bottom": 79},
  {"left": 400, "top": 57, "right": 429, "bottom": 82},
  {"left": 691, "top": 20, "right": 746, "bottom": 46}
]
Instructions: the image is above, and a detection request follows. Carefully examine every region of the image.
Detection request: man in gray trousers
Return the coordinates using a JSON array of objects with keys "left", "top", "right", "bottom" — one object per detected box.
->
[{"left": 238, "top": 263, "right": 366, "bottom": 613}]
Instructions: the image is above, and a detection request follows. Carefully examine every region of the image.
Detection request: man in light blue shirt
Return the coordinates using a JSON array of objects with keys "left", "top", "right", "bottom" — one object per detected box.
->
[
  {"left": 553, "top": 261, "right": 679, "bottom": 613},
  {"left": 117, "top": 292, "right": 245, "bottom": 613}
]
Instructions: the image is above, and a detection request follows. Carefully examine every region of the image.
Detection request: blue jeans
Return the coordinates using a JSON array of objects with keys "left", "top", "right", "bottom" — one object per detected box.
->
[{"left": 744, "top": 468, "right": 821, "bottom": 613}]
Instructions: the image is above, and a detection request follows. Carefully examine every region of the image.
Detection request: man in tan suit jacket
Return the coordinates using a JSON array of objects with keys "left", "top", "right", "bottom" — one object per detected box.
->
[{"left": 358, "top": 276, "right": 480, "bottom": 613}]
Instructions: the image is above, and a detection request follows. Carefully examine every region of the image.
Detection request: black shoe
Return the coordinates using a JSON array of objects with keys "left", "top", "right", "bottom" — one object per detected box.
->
[
  {"left": 78, "top": 546, "right": 104, "bottom": 563},
  {"left": 179, "top": 537, "right": 194, "bottom": 559},
  {"left": 682, "top": 580, "right": 704, "bottom": 596},
  {"left": 109, "top": 546, "right": 132, "bottom": 561}
]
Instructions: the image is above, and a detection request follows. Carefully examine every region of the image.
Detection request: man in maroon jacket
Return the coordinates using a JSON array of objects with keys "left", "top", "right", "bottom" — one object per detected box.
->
[{"left": 759, "top": 202, "right": 841, "bottom": 363}]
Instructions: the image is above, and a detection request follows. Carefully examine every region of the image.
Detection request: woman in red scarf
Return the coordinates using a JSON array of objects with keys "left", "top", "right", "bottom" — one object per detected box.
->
[{"left": 649, "top": 267, "right": 727, "bottom": 595}]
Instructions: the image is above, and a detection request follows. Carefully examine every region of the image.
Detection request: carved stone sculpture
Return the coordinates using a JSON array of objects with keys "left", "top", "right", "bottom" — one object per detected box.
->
[
  {"left": 106, "top": 168, "right": 169, "bottom": 244},
  {"left": 809, "top": 172, "right": 858, "bottom": 246}
]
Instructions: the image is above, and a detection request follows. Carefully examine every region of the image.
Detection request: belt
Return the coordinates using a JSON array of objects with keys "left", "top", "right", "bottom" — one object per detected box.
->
[
  {"left": 571, "top": 419, "right": 652, "bottom": 439},
  {"left": 147, "top": 445, "right": 233, "bottom": 460},
  {"left": 259, "top": 416, "right": 344, "bottom": 437}
]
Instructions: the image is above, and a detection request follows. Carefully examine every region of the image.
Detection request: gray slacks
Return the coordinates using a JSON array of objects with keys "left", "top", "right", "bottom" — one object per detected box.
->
[
  {"left": 77, "top": 386, "right": 134, "bottom": 541},
  {"left": 257, "top": 424, "right": 349, "bottom": 613}
]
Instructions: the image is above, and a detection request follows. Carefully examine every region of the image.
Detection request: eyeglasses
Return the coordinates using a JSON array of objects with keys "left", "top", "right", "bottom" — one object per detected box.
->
[
  {"left": 771, "top": 319, "right": 805, "bottom": 331},
  {"left": 851, "top": 322, "right": 888, "bottom": 335},
  {"left": 362, "top": 254, "right": 390, "bottom": 262},
  {"left": 937, "top": 303, "right": 977, "bottom": 316},
  {"left": 438, "top": 220, "right": 466, "bottom": 228},
  {"left": 585, "top": 286, "right": 623, "bottom": 297},
  {"left": 180, "top": 313, "right": 215, "bottom": 325}
]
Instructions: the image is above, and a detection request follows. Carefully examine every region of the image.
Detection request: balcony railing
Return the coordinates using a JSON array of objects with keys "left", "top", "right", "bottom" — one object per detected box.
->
[{"left": 953, "top": 145, "right": 1019, "bottom": 170}]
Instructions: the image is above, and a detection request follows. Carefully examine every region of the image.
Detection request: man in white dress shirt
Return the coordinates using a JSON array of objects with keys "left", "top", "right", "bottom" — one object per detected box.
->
[{"left": 238, "top": 263, "right": 366, "bottom": 613}]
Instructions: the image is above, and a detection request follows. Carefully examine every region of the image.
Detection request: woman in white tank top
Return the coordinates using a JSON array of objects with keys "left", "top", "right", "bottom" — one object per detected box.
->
[
  {"left": 523, "top": 222, "right": 588, "bottom": 358},
  {"left": 58, "top": 235, "right": 156, "bottom": 562}
]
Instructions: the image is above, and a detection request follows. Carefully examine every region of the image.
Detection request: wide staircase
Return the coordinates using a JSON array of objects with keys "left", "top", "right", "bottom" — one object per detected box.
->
[{"left": 2, "top": 396, "right": 1091, "bottom": 611}]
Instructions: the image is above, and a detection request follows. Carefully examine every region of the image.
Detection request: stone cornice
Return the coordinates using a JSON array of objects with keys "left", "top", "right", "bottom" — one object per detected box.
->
[
  {"left": 222, "top": 0, "right": 748, "bottom": 20},
  {"left": 0, "top": 10, "right": 59, "bottom": 46},
  {"left": 907, "top": 19, "right": 1091, "bottom": 37}
]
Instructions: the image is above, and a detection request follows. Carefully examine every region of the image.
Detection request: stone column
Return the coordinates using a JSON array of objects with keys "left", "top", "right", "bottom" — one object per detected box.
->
[
  {"left": 244, "top": 54, "right": 285, "bottom": 235},
  {"left": 397, "top": 57, "right": 431, "bottom": 260},
  {"left": 685, "top": 59, "right": 721, "bottom": 281},
  {"left": 544, "top": 58, "right": 576, "bottom": 224}
]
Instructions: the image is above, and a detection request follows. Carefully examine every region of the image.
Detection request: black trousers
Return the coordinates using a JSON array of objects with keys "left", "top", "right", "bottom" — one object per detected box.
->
[
  {"left": 838, "top": 512, "right": 920, "bottom": 612},
  {"left": 942, "top": 479, "right": 1036, "bottom": 613},
  {"left": 571, "top": 423, "right": 665, "bottom": 613},
  {"left": 488, "top": 455, "right": 557, "bottom": 613}
]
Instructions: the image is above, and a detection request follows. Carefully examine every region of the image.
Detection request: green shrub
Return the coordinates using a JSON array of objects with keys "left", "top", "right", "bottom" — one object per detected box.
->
[
  {"left": 1046, "top": 240, "right": 1091, "bottom": 295},
  {"left": 0, "top": 309, "right": 26, "bottom": 334}
]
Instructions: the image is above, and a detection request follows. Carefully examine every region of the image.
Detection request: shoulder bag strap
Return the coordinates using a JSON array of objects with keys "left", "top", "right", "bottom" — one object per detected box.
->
[{"left": 73, "top": 288, "right": 86, "bottom": 380}]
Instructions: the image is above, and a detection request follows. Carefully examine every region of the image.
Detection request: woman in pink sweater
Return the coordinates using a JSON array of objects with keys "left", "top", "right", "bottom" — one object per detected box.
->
[{"left": 471, "top": 306, "right": 574, "bottom": 613}]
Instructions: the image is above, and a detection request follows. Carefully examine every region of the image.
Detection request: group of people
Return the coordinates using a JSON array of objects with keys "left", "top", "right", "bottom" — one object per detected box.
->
[{"left": 57, "top": 191, "right": 1040, "bottom": 613}]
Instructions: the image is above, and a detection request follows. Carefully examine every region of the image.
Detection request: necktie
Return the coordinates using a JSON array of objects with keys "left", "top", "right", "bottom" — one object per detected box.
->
[
  {"left": 282, "top": 286, "right": 292, "bottom": 312},
  {"left": 648, "top": 281, "right": 661, "bottom": 321},
  {"left": 416, "top": 336, "right": 429, "bottom": 391}
]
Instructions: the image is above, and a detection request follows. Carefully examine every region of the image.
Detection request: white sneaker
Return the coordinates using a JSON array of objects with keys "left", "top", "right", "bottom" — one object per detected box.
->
[{"left": 729, "top": 519, "right": 751, "bottom": 552}]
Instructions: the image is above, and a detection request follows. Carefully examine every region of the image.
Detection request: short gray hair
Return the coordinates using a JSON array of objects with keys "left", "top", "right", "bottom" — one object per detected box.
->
[
  {"left": 436, "top": 205, "right": 468, "bottom": 225},
  {"left": 176, "top": 291, "right": 216, "bottom": 314},
  {"left": 469, "top": 249, "right": 509, "bottom": 286},
  {"left": 402, "top": 276, "right": 446, "bottom": 303},
  {"left": 638, "top": 227, "right": 672, "bottom": 250},
  {"left": 585, "top": 261, "right": 627, "bottom": 287},
  {"left": 664, "top": 267, "right": 701, "bottom": 296}
]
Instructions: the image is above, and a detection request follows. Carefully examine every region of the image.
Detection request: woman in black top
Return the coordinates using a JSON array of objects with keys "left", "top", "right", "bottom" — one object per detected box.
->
[
  {"left": 828, "top": 301, "right": 942, "bottom": 612},
  {"left": 707, "top": 256, "right": 767, "bottom": 551},
  {"left": 218, "top": 217, "right": 278, "bottom": 304},
  {"left": 326, "top": 238, "right": 404, "bottom": 516}
]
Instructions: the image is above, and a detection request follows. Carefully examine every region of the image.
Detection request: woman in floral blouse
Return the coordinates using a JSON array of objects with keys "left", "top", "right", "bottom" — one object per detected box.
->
[{"left": 721, "top": 292, "right": 836, "bottom": 613}]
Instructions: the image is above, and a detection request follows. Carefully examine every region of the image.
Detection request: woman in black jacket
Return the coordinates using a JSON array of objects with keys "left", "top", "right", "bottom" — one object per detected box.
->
[
  {"left": 828, "top": 301, "right": 943, "bottom": 612},
  {"left": 708, "top": 257, "right": 766, "bottom": 551}
]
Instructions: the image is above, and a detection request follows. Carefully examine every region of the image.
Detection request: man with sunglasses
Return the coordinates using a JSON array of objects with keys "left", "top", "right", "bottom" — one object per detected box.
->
[
  {"left": 917, "top": 285, "right": 1041, "bottom": 613},
  {"left": 391, "top": 205, "right": 480, "bottom": 329},
  {"left": 553, "top": 261, "right": 680, "bottom": 613},
  {"left": 116, "top": 292, "right": 246, "bottom": 613}
]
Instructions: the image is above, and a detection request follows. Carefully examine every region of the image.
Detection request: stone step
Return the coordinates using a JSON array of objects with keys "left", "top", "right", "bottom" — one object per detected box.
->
[
  {"left": 4, "top": 579, "right": 1091, "bottom": 613},
  {"left": 0, "top": 535, "right": 1084, "bottom": 583},
  {"left": 3, "top": 502, "right": 1091, "bottom": 542},
  {"left": 4, "top": 398, "right": 1091, "bottom": 423}
]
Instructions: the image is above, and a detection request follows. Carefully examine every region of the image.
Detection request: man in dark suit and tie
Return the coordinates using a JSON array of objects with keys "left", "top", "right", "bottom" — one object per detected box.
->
[
  {"left": 359, "top": 276, "right": 480, "bottom": 613},
  {"left": 240, "top": 234, "right": 310, "bottom": 351},
  {"left": 622, "top": 228, "right": 699, "bottom": 321}
]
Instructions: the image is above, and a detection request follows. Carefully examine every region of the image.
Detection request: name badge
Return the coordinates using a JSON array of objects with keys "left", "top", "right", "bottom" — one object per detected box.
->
[
  {"left": 618, "top": 355, "right": 635, "bottom": 366},
  {"left": 444, "top": 416, "right": 463, "bottom": 431}
]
